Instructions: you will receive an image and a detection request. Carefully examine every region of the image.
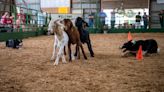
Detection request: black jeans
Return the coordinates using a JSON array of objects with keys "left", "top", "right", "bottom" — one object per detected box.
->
[
  {"left": 160, "top": 19, "right": 164, "bottom": 28},
  {"left": 144, "top": 21, "right": 148, "bottom": 29},
  {"left": 111, "top": 21, "right": 115, "bottom": 29}
]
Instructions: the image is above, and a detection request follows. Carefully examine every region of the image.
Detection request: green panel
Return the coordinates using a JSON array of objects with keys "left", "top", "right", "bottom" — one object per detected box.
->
[
  {"left": 0, "top": 29, "right": 45, "bottom": 42},
  {"left": 0, "top": 32, "right": 23, "bottom": 41},
  {"left": 88, "top": 28, "right": 164, "bottom": 33}
]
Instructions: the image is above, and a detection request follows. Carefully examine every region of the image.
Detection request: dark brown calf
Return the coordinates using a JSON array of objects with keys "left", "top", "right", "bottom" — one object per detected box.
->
[{"left": 63, "top": 19, "right": 87, "bottom": 61}]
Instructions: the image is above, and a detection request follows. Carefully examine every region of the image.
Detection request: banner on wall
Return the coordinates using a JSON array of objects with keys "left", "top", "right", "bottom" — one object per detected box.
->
[
  {"left": 157, "top": 0, "right": 164, "bottom": 4},
  {"left": 58, "top": 7, "right": 69, "bottom": 14},
  {"left": 41, "top": 0, "right": 70, "bottom": 13}
]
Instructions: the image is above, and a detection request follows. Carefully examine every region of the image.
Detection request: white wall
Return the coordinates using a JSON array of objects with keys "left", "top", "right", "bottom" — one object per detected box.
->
[{"left": 41, "top": 0, "right": 70, "bottom": 8}]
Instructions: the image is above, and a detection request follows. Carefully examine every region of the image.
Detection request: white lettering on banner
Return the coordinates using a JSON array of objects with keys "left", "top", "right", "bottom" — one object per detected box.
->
[
  {"left": 51, "top": 14, "right": 82, "bottom": 23},
  {"left": 58, "top": 15, "right": 73, "bottom": 19}
]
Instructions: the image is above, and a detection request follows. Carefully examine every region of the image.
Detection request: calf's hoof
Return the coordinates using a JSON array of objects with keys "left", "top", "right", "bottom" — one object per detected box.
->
[
  {"left": 74, "top": 53, "right": 77, "bottom": 57},
  {"left": 91, "top": 54, "right": 94, "bottom": 57},
  {"left": 69, "top": 59, "right": 72, "bottom": 62},
  {"left": 51, "top": 57, "right": 55, "bottom": 61},
  {"left": 62, "top": 61, "right": 67, "bottom": 64},
  {"left": 84, "top": 57, "right": 87, "bottom": 60},
  {"left": 72, "top": 54, "right": 75, "bottom": 60},
  {"left": 77, "top": 57, "right": 80, "bottom": 59},
  {"left": 53, "top": 62, "right": 58, "bottom": 66}
]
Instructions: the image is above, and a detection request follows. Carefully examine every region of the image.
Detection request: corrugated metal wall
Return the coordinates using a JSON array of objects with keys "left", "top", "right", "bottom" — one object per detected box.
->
[
  {"left": 102, "top": 0, "right": 148, "bottom": 9},
  {"left": 150, "top": 0, "right": 164, "bottom": 28},
  {"left": 0, "top": 0, "right": 15, "bottom": 16}
]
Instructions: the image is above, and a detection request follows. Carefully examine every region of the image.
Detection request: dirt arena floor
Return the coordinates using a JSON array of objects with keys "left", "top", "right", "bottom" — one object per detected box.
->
[{"left": 0, "top": 33, "right": 164, "bottom": 92}]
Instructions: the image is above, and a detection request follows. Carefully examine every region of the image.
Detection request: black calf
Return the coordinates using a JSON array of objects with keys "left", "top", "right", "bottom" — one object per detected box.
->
[{"left": 75, "top": 17, "right": 94, "bottom": 57}]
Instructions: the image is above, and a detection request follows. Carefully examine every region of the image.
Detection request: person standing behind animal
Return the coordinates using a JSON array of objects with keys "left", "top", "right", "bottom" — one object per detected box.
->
[
  {"left": 0, "top": 12, "right": 8, "bottom": 32},
  {"left": 15, "top": 16, "right": 22, "bottom": 32},
  {"left": 6, "top": 16, "right": 14, "bottom": 32},
  {"left": 17, "top": 9, "right": 26, "bottom": 31},
  {"left": 0, "top": 12, "right": 13, "bottom": 32},
  {"left": 15, "top": 16, "right": 25, "bottom": 32},
  {"left": 17, "top": 9, "right": 26, "bottom": 23},
  {"left": 99, "top": 10, "right": 107, "bottom": 31},
  {"left": 88, "top": 12, "right": 94, "bottom": 28},
  {"left": 135, "top": 12, "right": 141, "bottom": 29},
  {"left": 159, "top": 10, "right": 164, "bottom": 28},
  {"left": 143, "top": 12, "right": 149, "bottom": 29},
  {"left": 111, "top": 10, "right": 116, "bottom": 29},
  {"left": 0, "top": 12, "right": 9, "bottom": 25}
]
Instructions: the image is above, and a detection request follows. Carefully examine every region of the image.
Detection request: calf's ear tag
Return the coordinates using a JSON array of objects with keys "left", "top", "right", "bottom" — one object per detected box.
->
[{"left": 132, "top": 40, "right": 136, "bottom": 44}]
